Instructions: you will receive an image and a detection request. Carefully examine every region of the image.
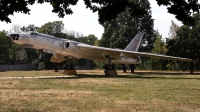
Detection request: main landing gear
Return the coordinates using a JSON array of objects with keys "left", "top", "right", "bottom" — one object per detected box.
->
[
  {"left": 63, "top": 57, "right": 77, "bottom": 75},
  {"left": 104, "top": 55, "right": 118, "bottom": 77},
  {"left": 104, "top": 64, "right": 116, "bottom": 71},
  {"left": 39, "top": 50, "right": 45, "bottom": 62},
  {"left": 64, "top": 65, "right": 75, "bottom": 70}
]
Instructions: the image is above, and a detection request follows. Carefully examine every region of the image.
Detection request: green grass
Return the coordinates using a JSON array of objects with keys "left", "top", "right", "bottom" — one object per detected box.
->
[{"left": 0, "top": 70, "right": 200, "bottom": 111}]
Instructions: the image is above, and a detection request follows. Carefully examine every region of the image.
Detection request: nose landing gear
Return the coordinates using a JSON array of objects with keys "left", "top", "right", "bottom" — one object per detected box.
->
[
  {"left": 39, "top": 50, "right": 45, "bottom": 62},
  {"left": 104, "top": 64, "right": 116, "bottom": 71},
  {"left": 63, "top": 57, "right": 77, "bottom": 75}
]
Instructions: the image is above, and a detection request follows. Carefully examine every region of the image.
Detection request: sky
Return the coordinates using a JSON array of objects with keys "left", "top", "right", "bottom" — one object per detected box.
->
[{"left": 0, "top": 0, "right": 182, "bottom": 39}]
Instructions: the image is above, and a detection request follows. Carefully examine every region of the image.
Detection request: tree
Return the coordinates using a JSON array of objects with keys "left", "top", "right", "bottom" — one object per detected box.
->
[
  {"left": 78, "top": 34, "right": 101, "bottom": 68},
  {"left": 0, "top": 0, "right": 199, "bottom": 25},
  {"left": 80, "top": 34, "right": 98, "bottom": 45},
  {"left": 99, "top": 0, "right": 155, "bottom": 71},
  {"left": 0, "top": 30, "right": 23, "bottom": 64},
  {"left": 166, "top": 26, "right": 193, "bottom": 70},
  {"left": 152, "top": 31, "right": 165, "bottom": 54},
  {"left": 166, "top": 13, "right": 200, "bottom": 70},
  {"left": 93, "top": 40, "right": 99, "bottom": 46},
  {"left": 168, "top": 20, "right": 180, "bottom": 39},
  {"left": 151, "top": 30, "right": 166, "bottom": 70},
  {"left": 0, "top": 30, "right": 12, "bottom": 64},
  {"left": 155, "top": 0, "right": 200, "bottom": 25},
  {"left": 10, "top": 24, "right": 21, "bottom": 33},
  {"left": 100, "top": 0, "right": 155, "bottom": 52},
  {"left": 21, "top": 24, "right": 38, "bottom": 32},
  {"left": 166, "top": 26, "right": 196, "bottom": 60},
  {"left": 38, "top": 21, "right": 64, "bottom": 35}
]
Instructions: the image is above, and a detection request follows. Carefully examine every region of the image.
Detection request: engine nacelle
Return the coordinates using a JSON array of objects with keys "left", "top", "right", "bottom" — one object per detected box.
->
[{"left": 64, "top": 42, "right": 77, "bottom": 51}]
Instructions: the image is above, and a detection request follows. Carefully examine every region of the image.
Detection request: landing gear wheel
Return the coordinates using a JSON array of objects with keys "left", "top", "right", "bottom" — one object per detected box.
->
[
  {"left": 104, "top": 64, "right": 116, "bottom": 70},
  {"left": 108, "top": 65, "right": 112, "bottom": 70},
  {"left": 65, "top": 65, "right": 75, "bottom": 70},
  {"left": 71, "top": 65, "right": 75, "bottom": 70},
  {"left": 67, "top": 65, "right": 71, "bottom": 70},
  {"left": 104, "top": 64, "right": 110, "bottom": 70},
  {"left": 112, "top": 64, "right": 116, "bottom": 70}
]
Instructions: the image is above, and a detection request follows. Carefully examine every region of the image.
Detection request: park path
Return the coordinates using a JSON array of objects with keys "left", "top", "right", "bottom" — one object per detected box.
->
[{"left": 0, "top": 75, "right": 77, "bottom": 79}]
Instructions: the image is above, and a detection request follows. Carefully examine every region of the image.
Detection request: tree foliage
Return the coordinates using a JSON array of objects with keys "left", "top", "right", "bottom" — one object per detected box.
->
[
  {"left": 0, "top": 31, "right": 12, "bottom": 64},
  {"left": 166, "top": 13, "right": 200, "bottom": 69},
  {"left": 137, "top": 30, "right": 167, "bottom": 70},
  {"left": 151, "top": 31, "right": 165, "bottom": 54},
  {"left": 156, "top": 0, "right": 200, "bottom": 25},
  {"left": 100, "top": 0, "right": 155, "bottom": 52},
  {"left": 0, "top": 30, "right": 24, "bottom": 64},
  {"left": 10, "top": 24, "right": 21, "bottom": 33},
  {"left": 80, "top": 34, "right": 98, "bottom": 45},
  {"left": 0, "top": 0, "right": 199, "bottom": 25},
  {"left": 168, "top": 20, "right": 180, "bottom": 39},
  {"left": 38, "top": 21, "right": 64, "bottom": 35},
  {"left": 151, "top": 30, "right": 167, "bottom": 70},
  {"left": 166, "top": 26, "right": 199, "bottom": 61},
  {"left": 21, "top": 24, "right": 38, "bottom": 32}
]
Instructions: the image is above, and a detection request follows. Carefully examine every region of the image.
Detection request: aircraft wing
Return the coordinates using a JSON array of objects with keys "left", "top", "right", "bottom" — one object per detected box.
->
[
  {"left": 50, "top": 54, "right": 66, "bottom": 63},
  {"left": 77, "top": 44, "right": 193, "bottom": 62}
]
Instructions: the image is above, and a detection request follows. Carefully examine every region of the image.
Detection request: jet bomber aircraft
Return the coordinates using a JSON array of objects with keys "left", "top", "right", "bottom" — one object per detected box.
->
[{"left": 7, "top": 31, "right": 193, "bottom": 75}]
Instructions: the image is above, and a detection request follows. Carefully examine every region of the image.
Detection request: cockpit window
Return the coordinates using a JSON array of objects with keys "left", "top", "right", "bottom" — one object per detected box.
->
[
  {"left": 10, "top": 34, "right": 19, "bottom": 40},
  {"left": 10, "top": 34, "right": 19, "bottom": 37},
  {"left": 30, "top": 32, "right": 37, "bottom": 35}
]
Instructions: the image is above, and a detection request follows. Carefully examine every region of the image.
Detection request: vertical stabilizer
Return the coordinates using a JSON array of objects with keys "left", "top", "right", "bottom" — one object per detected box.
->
[{"left": 124, "top": 32, "right": 144, "bottom": 52}]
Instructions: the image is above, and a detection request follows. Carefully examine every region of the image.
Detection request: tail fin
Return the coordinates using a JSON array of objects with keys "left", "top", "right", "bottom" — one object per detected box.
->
[{"left": 124, "top": 32, "right": 144, "bottom": 52}]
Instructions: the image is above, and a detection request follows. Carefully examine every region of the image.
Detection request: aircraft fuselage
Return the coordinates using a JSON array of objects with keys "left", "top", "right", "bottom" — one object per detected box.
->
[{"left": 8, "top": 32, "right": 142, "bottom": 64}]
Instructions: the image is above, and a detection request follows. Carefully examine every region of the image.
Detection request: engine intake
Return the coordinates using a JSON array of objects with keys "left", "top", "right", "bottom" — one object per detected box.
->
[{"left": 64, "top": 42, "right": 77, "bottom": 51}]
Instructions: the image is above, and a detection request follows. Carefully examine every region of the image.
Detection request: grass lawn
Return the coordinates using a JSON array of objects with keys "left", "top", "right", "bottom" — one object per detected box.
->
[{"left": 0, "top": 70, "right": 200, "bottom": 112}]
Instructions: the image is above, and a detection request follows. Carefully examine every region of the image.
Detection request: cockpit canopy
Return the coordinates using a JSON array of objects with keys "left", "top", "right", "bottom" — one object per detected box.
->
[
  {"left": 9, "top": 34, "right": 19, "bottom": 40},
  {"left": 30, "top": 32, "right": 38, "bottom": 36}
]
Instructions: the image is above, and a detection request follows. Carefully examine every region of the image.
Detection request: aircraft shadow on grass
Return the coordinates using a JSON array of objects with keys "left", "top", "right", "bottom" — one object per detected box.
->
[{"left": 43, "top": 71, "right": 200, "bottom": 80}]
